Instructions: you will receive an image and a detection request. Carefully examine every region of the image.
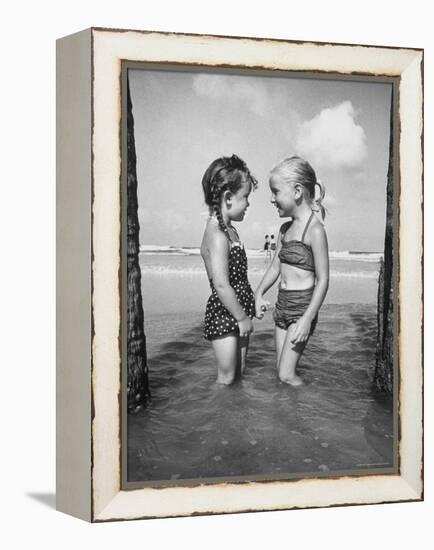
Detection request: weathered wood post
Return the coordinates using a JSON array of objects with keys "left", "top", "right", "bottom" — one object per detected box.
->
[
  {"left": 127, "top": 78, "right": 149, "bottom": 412},
  {"left": 374, "top": 92, "right": 395, "bottom": 393}
]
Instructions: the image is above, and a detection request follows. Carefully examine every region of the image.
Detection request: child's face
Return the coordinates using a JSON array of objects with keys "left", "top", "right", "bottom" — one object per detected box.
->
[
  {"left": 228, "top": 178, "right": 251, "bottom": 222},
  {"left": 269, "top": 174, "right": 296, "bottom": 217}
]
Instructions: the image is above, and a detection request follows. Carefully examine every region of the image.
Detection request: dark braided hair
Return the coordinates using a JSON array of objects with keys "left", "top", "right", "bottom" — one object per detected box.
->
[{"left": 202, "top": 154, "right": 258, "bottom": 235}]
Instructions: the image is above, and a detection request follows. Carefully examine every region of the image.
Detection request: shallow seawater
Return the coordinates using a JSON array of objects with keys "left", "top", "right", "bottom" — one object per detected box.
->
[
  {"left": 139, "top": 253, "right": 380, "bottom": 315},
  {"left": 127, "top": 303, "right": 395, "bottom": 482}
]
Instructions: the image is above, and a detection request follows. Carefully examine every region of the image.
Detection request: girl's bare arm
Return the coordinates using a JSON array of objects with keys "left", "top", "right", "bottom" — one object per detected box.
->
[
  {"left": 291, "top": 223, "right": 329, "bottom": 343},
  {"left": 255, "top": 227, "right": 283, "bottom": 297}
]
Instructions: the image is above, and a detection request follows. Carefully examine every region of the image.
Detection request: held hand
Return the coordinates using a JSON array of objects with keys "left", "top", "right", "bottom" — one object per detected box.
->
[
  {"left": 238, "top": 316, "right": 253, "bottom": 337},
  {"left": 254, "top": 295, "right": 271, "bottom": 320},
  {"left": 290, "top": 316, "right": 312, "bottom": 344}
]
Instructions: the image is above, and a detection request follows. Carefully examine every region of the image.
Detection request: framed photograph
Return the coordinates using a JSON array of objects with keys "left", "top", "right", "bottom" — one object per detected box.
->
[{"left": 56, "top": 28, "right": 423, "bottom": 522}]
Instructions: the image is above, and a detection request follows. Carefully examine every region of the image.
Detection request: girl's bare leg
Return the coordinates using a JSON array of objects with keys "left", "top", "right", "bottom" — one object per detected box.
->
[
  {"left": 212, "top": 336, "right": 239, "bottom": 385},
  {"left": 277, "top": 324, "right": 308, "bottom": 386},
  {"left": 275, "top": 325, "right": 287, "bottom": 370},
  {"left": 239, "top": 335, "right": 250, "bottom": 375}
]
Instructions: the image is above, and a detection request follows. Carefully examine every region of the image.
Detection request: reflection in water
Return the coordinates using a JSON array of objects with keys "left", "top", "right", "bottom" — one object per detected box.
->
[{"left": 128, "top": 304, "right": 395, "bottom": 482}]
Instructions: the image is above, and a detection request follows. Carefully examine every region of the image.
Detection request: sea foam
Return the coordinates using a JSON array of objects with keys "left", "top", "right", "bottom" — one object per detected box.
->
[
  {"left": 140, "top": 265, "right": 378, "bottom": 279},
  {"left": 140, "top": 247, "right": 383, "bottom": 262}
]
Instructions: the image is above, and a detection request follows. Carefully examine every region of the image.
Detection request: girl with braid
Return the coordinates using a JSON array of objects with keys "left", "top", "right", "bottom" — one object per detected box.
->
[
  {"left": 255, "top": 156, "right": 329, "bottom": 386},
  {"left": 200, "top": 154, "right": 258, "bottom": 384}
]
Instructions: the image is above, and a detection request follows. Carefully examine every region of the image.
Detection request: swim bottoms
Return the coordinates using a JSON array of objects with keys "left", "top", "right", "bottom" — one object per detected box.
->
[{"left": 273, "top": 287, "right": 318, "bottom": 334}]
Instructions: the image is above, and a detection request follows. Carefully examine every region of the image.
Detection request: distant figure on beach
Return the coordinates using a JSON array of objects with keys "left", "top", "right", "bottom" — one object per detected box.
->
[
  {"left": 263, "top": 234, "right": 270, "bottom": 251},
  {"left": 270, "top": 235, "right": 276, "bottom": 253},
  {"left": 263, "top": 234, "right": 271, "bottom": 261},
  {"left": 200, "top": 154, "right": 258, "bottom": 384},
  {"left": 255, "top": 156, "right": 329, "bottom": 386}
]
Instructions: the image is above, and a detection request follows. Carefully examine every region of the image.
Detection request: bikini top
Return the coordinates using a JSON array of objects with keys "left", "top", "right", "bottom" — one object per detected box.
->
[{"left": 278, "top": 211, "right": 315, "bottom": 272}]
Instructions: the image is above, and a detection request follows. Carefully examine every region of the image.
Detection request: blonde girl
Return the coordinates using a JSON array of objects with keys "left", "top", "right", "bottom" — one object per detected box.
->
[{"left": 255, "top": 156, "right": 329, "bottom": 386}]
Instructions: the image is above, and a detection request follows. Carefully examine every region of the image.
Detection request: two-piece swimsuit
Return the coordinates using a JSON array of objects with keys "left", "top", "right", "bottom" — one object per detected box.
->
[
  {"left": 273, "top": 210, "right": 318, "bottom": 334},
  {"left": 204, "top": 225, "right": 255, "bottom": 341}
]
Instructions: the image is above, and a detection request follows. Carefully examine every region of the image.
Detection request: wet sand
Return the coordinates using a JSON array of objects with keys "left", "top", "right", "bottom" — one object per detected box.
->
[{"left": 127, "top": 303, "right": 395, "bottom": 483}]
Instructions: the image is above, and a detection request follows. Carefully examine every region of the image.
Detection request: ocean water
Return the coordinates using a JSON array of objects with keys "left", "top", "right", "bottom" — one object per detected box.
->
[
  {"left": 127, "top": 249, "right": 395, "bottom": 483},
  {"left": 139, "top": 249, "right": 382, "bottom": 318}
]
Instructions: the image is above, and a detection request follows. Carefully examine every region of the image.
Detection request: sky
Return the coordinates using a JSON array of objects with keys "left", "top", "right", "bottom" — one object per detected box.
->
[{"left": 129, "top": 68, "right": 392, "bottom": 252}]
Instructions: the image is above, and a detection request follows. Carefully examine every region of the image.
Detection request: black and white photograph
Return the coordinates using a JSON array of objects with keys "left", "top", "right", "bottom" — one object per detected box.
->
[
  {"left": 124, "top": 66, "right": 397, "bottom": 485},
  {"left": 3, "top": 0, "right": 429, "bottom": 539}
]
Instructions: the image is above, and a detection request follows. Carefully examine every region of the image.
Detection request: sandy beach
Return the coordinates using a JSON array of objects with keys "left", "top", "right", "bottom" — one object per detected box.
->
[{"left": 127, "top": 250, "right": 395, "bottom": 483}]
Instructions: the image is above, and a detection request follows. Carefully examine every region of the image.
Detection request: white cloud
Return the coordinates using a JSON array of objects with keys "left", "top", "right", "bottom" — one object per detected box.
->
[
  {"left": 295, "top": 101, "right": 367, "bottom": 169},
  {"left": 192, "top": 74, "right": 270, "bottom": 116}
]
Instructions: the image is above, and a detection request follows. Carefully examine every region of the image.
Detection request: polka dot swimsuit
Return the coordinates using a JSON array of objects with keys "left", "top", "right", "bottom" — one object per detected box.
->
[{"left": 204, "top": 240, "right": 255, "bottom": 341}]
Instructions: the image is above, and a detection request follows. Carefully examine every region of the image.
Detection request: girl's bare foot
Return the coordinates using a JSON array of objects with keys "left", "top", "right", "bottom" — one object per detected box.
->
[{"left": 279, "top": 374, "right": 303, "bottom": 386}]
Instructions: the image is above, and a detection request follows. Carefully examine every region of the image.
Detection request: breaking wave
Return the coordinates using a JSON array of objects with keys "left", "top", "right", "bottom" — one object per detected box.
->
[
  {"left": 140, "top": 246, "right": 383, "bottom": 262},
  {"left": 140, "top": 265, "right": 379, "bottom": 279}
]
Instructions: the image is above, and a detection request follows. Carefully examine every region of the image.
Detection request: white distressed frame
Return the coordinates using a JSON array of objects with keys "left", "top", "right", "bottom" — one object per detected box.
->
[{"left": 58, "top": 28, "right": 423, "bottom": 522}]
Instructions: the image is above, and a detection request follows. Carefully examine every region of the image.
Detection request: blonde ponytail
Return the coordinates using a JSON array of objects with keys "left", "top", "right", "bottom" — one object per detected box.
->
[{"left": 314, "top": 180, "right": 326, "bottom": 220}]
